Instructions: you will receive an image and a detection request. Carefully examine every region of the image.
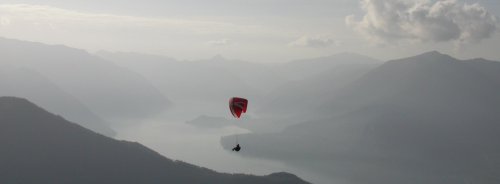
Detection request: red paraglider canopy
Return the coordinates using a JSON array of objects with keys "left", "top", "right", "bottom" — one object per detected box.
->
[{"left": 229, "top": 97, "right": 248, "bottom": 118}]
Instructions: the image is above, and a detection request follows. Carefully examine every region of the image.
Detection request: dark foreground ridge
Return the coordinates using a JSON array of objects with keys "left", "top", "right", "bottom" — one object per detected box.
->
[{"left": 0, "top": 96, "right": 309, "bottom": 184}]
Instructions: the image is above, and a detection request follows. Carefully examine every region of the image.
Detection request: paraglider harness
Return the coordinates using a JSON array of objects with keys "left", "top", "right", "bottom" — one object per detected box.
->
[{"left": 232, "top": 144, "right": 241, "bottom": 152}]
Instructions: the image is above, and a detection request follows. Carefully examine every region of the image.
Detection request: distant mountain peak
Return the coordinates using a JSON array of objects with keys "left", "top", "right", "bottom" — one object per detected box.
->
[
  {"left": 413, "top": 50, "right": 454, "bottom": 60},
  {"left": 386, "top": 51, "right": 458, "bottom": 66},
  {"left": 419, "top": 50, "right": 445, "bottom": 56},
  {"left": 267, "top": 172, "right": 300, "bottom": 178}
]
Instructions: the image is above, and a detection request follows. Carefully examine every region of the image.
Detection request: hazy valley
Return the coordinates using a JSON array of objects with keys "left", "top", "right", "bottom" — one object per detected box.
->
[{"left": 1, "top": 37, "right": 500, "bottom": 184}]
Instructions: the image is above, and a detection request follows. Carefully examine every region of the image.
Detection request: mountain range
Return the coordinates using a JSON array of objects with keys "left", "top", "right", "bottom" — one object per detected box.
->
[
  {"left": 222, "top": 51, "right": 500, "bottom": 184},
  {"left": 0, "top": 67, "right": 115, "bottom": 136},
  {"left": 0, "top": 37, "right": 170, "bottom": 120},
  {"left": 0, "top": 96, "right": 309, "bottom": 184},
  {"left": 258, "top": 53, "right": 383, "bottom": 118},
  {"left": 6, "top": 35, "right": 498, "bottom": 183},
  {"left": 97, "top": 51, "right": 261, "bottom": 104}
]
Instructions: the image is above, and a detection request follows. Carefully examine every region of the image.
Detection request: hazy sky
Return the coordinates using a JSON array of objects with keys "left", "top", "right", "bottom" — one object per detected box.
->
[{"left": 0, "top": 0, "right": 499, "bottom": 62}]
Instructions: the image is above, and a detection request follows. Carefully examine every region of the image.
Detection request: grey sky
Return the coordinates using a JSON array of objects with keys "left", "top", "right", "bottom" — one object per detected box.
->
[{"left": 0, "top": 0, "right": 499, "bottom": 62}]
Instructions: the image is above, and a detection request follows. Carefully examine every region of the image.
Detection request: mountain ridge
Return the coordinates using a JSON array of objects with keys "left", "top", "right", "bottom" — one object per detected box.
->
[
  {"left": 0, "top": 96, "right": 309, "bottom": 184},
  {"left": 0, "top": 37, "right": 171, "bottom": 120},
  {"left": 224, "top": 51, "right": 500, "bottom": 184},
  {"left": 0, "top": 67, "right": 115, "bottom": 136}
]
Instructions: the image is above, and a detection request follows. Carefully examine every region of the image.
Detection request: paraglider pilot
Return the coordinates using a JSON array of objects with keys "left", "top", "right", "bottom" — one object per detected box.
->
[
  {"left": 232, "top": 144, "right": 241, "bottom": 152},
  {"left": 229, "top": 97, "right": 247, "bottom": 153}
]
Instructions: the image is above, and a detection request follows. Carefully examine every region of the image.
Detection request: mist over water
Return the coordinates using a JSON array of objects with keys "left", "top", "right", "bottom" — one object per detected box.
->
[
  {"left": 95, "top": 51, "right": 386, "bottom": 184},
  {"left": 112, "top": 107, "right": 330, "bottom": 184}
]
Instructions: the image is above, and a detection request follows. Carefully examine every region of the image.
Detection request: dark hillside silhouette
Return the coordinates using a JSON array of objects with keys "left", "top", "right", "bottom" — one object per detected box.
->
[{"left": 0, "top": 97, "right": 309, "bottom": 184}]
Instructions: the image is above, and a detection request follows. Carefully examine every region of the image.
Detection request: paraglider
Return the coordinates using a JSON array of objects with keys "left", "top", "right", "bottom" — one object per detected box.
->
[
  {"left": 229, "top": 97, "right": 248, "bottom": 119},
  {"left": 229, "top": 97, "right": 248, "bottom": 152},
  {"left": 232, "top": 144, "right": 241, "bottom": 152}
]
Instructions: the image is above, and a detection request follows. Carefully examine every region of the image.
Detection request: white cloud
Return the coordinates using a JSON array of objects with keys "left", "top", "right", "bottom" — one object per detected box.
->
[
  {"left": 0, "top": 4, "right": 249, "bottom": 34},
  {"left": 346, "top": 0, "right": 499, "bottom": 45},
  {"left": 289, "top": 36, "right": 341, "bottom": 48},
  {"left": 0, "top": 4, "right": 291, "bottom": 46},
  {"left": 0, "top": 4, "right": 299, "bottom": 61}
]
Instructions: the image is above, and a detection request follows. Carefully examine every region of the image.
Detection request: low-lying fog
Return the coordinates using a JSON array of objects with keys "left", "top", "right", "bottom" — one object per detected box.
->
[{"left": 112, "top": 103, "right": 331, "bottom": 184}]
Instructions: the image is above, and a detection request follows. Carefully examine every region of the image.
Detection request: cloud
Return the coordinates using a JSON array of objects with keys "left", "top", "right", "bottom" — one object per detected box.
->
[
  {"left": 207, "top": 39, "right": 233, "bottom": 46},
  {"left": 0, "top": 4, "right": 290, "bottom": 42},
  {"left": 289, "top": 36, "right": 341, "bottom": 48},
  {"left": 346, "top": 0, "right": 499, "bottom": 45},
  {"left": 0, "top": 4, "right": 238, "bottom": 34}
]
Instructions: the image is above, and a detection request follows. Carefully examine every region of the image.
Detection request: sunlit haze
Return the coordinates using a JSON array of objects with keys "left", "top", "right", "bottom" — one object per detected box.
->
[
  {"left": 1, "top": 0, "right": 499, "bottom": 62},
  {"left": 1, "top": 1, "right": 500, "bottom": 184}
]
